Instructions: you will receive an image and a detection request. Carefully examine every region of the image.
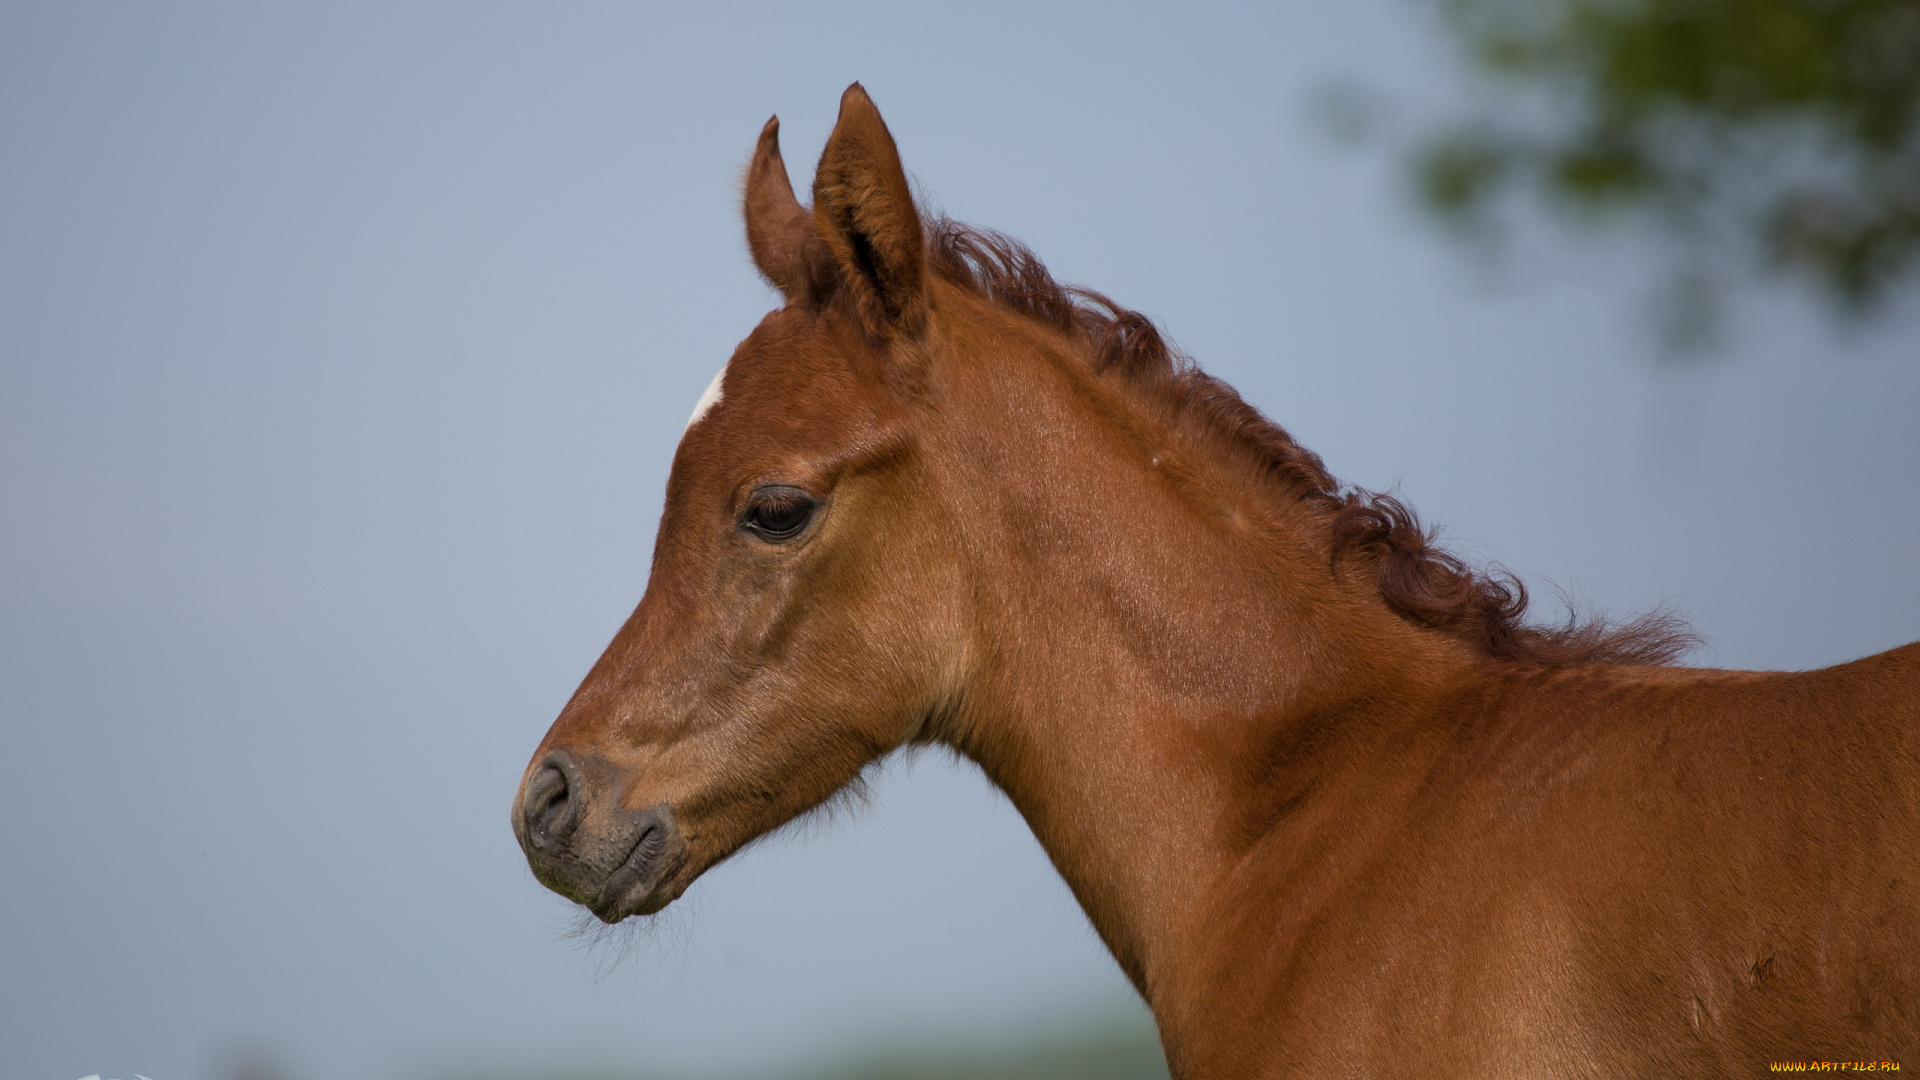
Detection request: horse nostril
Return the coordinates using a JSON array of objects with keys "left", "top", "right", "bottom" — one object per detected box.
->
[{"left": 523, "top": 754, "right": 581, "bottom": 851}]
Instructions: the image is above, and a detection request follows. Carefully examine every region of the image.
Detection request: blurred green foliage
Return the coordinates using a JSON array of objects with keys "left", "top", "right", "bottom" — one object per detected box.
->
[{"left": 1413, "top": 0, "right": 1920, "bottom": 337}]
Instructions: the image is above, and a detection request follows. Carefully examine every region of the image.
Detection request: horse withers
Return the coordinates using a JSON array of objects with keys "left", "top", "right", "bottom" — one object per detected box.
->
[{"left": 512, "top": 84, "right": 1920, "bottom": 1076}]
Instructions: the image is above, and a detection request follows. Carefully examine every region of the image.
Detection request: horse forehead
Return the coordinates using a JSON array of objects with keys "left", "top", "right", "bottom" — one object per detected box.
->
[
  {"left": 676, "top": 314, "right": 886, "bottom": 460},
  {"left": 683, "top": 367, "right": 726, "bottom": 433},
  {"left": 733, "top": 320, "right": 878, "bottom": 410},
  {"left": 676, "top": 308, "right": 834, "bottom": 437}
]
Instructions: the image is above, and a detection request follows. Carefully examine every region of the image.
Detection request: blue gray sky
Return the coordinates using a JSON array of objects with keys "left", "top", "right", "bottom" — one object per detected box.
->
[{"left": 3, "top": 4, "right": 1916, "bottom": 1080}]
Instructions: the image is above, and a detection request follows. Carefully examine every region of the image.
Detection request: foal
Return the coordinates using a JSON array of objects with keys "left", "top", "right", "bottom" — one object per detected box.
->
[{"left": 514, "top": 85, "right": 1920, "bottom": 1077}]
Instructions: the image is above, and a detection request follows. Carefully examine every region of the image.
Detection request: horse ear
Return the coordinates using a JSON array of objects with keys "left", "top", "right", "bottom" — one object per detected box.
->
[
  {"left": 812, "top": 83, "right": 926, "bottom": 332},
  {"left": 744, "top": 115, "right": 821, "bottom": 300}
]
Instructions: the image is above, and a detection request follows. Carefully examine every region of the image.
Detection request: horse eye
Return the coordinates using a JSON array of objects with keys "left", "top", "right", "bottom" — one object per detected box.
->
[{"left": 740, "top": 488, "right": 817, "bottom": 541}]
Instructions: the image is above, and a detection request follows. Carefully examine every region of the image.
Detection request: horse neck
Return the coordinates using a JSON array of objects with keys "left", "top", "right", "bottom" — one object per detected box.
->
[{"left": 920, "top": 305, "right": 1474, "bottom": 1000}]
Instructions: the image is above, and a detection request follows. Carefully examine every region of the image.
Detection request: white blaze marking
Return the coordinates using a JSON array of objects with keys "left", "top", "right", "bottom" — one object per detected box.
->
[{"left": 683, "top": 367, "right": 726, "bottom": 433}]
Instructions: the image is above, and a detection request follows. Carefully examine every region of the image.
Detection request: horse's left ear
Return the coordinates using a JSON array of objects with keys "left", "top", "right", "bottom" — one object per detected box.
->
[
  {"left": 812, "top": 83, "right": 926, "bottom": 333},
  {"left": 745, "top": 115, "right": 823, "bottom": 301}
]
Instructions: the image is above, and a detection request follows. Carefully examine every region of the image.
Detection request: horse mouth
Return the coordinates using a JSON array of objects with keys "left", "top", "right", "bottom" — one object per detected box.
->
[{"left": 589, "top": 815, "right": 687, "bottom": 923}]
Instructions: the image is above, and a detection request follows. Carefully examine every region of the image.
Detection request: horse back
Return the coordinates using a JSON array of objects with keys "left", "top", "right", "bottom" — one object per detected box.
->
[
  {"left": 1561, "top": 641, "right": 1920, "bottom": 1070},
  {"left": 1186, "top": 642, "right": 1920, "bottom": 1077}
]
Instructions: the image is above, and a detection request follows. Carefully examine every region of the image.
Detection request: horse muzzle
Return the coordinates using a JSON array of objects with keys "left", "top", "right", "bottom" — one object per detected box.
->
[{"left": 513, "top": 748, "right": 688, "bottom": 923}]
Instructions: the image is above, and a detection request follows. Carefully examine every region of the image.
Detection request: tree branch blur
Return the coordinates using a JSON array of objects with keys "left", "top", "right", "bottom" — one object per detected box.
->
[{"left": 1412, "top": 0, "right": 1920, "bottom": 350}]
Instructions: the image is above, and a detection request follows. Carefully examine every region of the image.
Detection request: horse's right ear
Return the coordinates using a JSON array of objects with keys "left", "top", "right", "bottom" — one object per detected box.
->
[{"left": 744, "top": 115, "right": 822, "bottom": 301}]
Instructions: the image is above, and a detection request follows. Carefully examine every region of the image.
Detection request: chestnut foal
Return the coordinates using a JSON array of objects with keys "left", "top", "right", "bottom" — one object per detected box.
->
[{"left": 514, "top": 85, "right": 1920, "bottom": 1076}]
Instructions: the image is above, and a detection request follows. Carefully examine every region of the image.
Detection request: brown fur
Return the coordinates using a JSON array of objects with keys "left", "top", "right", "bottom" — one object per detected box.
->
[{"left": 515, "top": 85, "right": 1920, "bottom": 1077}]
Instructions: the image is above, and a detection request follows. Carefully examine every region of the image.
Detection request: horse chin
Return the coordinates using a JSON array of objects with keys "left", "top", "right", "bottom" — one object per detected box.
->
[
  {"left": 588, "top": 841, "right": 690, "bottom": 924},
  {"left": 588, "top": 874, "right": 687, "bottom": 924},
  {"left": 570, "top": 803, "right": 687, "bottom": 923}
]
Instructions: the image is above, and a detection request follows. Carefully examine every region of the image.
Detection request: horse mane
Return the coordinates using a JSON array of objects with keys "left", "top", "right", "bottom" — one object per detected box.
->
[{"left": 923, "top": 218, "right": 1695, "bottom": 667}]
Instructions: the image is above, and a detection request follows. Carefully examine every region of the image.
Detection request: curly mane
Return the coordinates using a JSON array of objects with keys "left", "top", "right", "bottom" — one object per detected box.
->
[{"left": 925, "top": 219, "right": 1694, "bottom": 667}]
